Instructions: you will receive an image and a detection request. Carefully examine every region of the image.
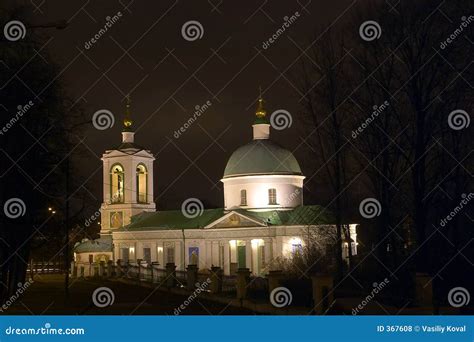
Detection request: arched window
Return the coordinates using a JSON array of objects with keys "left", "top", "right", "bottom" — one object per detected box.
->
[
  {"left": 268, "top": 188, "right": 277, "bottom": 205},
  {"left": 110, "top": 164, "right": 124, "bottom": 203},
  {"left": 136, "top": 164, "right": 147, "bottom": 203},
  {"left": 240, "top": 189, "right": 247, "bottom": 206}
]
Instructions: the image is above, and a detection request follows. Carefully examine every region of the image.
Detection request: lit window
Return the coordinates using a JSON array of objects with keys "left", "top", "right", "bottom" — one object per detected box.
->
[
  {"left": 240, "top": 189, "right": 247, "bottom": 206},
  {"left": 292, "top": 243, "right": 303, "bottom": 255},
  {"left": 268, "top": 188, "right": 277, "bottom": 205},
  {"left": 120, "top": 248, "right": 129, "bottom": 262},
  {"left": 136, "top": 164, "right": 147, "bottom": 203},
  {"left": 110, "top": 164, "right": 124, "bottom": 203},
  {"left": 143, "top": 247, "right": 151, "bottom": 263},
  {"left": 166, "top": 247, "right": 175, "bottom": 264}
]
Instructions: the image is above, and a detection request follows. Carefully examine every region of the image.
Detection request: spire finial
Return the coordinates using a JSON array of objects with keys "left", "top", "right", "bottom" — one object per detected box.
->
[
  {"left": 255, "top": 86, "right": 266, "bottom": 120},
  {"left": 123, "top": 95, "right": 133, "bottom": 130}
]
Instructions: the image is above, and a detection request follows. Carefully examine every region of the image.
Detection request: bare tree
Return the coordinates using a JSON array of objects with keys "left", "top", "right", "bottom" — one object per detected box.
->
[
  {"left": 0, "top": 5, "right": 87, "bottom": 303},
  {"left": 298, "top": 29, "right": 356, "bottom": 280},
  {"left": 298, "top": 0, "right": 473, "bottom": 301}
]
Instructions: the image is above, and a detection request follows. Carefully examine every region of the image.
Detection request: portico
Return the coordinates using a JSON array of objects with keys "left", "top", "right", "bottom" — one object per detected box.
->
[{"left": 111, "top": 209, "right": 327, "bottom": 276}]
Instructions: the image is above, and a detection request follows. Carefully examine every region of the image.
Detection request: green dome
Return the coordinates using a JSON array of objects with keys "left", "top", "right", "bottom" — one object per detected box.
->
[{"left": 223, "top": 139, "right": 302, "bottom": 178}]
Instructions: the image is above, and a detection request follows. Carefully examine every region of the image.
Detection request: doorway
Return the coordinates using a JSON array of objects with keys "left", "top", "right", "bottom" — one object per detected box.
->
[{"left": 237, "top": 245, "right": 246, "bottom": 268}]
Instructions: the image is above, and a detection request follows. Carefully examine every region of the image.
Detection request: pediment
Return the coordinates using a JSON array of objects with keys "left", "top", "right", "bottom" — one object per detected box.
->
[{"left": 204, "top": 211, "right": 266, "bottom": 229}]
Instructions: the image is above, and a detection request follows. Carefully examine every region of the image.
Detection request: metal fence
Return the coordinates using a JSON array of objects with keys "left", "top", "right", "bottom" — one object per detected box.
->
[{"left": 27, "top": 260, "right": 65, "bottom": 275}]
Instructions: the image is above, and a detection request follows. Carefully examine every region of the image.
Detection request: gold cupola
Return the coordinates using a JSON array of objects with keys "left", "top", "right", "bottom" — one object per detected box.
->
[
  {"left": 123, "top": 95, "right": 133, "bottom": 130},
  {"left": 252, "top": 87, "right": 270, "bottom": 140},
  {"left": 254, "top": 87, "right": 269, "bottom": 124},
  {"left": 122, "top": 95, "right": 135, "bottom": 143}
]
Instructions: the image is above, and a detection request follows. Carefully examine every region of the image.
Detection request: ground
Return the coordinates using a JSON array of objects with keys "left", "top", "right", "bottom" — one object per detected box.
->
[{"left": 1, "top": 275, "right": 253, "bottom": 315}]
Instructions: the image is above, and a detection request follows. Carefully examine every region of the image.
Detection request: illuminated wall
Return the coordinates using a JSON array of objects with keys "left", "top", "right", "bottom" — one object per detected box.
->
[{"left": 222, "top": 174, "right": 304, "bottom": 211}]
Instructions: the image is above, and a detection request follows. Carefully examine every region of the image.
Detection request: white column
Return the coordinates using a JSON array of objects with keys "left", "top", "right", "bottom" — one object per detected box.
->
[
  {"left": 212, "top": 241, "right": 219, "bottom": 266},
  {"left": 230, "top": 241, "right": 237, "bottom": 263},
  {"left": 275, "top": 237, "right": 282, "bottom": 258},
  {"left": 150, "top": 243, "right": 157, "bottom": 262},
  {"left": 130, "top": 243, "right": 136, "bottom": 261},
  {"left": 251, "top": 240, "right": 259, "bottom": 275},
  {"left": 264, "top": 238, "right": 273, "bottom": 269},
  {"left": 147, "top": 159, "right": 154, "bottom": 204},
  {"left": 114, "top": 244, "right": 120, "bottom": 262},
  {"left": 205, "top": 240, "right": 212, "bottom": 269},
  {"left": 350, "top": 224, "right": 358, "bottom": 255},
  {"left": 175, "top": 241, "right": 183, "bottom": 270},
  {"left": 136, "top": 242, "right": 142, "bottom": 260},
  {"left": 245, "top": 240, "right": 252, "bottom": 272},
  {"left": 223, "top": 241, "right": 230, "bottom": 275},
  {"left": 156, "top": 241, "right": 164, "bottom": 265}
]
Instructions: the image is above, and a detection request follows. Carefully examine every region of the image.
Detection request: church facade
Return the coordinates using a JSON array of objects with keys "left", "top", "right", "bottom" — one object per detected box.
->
[{"left": 74, "top": 97, "right": 358, "bottom": 276}]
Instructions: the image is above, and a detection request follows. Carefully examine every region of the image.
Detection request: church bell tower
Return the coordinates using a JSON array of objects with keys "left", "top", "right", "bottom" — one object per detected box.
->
[{"left": 99, "top": 97, "right": 156, "bottom": 236}]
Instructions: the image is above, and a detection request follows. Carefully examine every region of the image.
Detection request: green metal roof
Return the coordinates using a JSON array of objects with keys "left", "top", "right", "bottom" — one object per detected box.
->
[
  {"left": 223, "top": 139, "right": 303, "bottom": 178},
  {"left": 74, "top": 236, "right": 113, "bottom": 253},
  {"left": 121, "top": 209, "right": 226, "bottom": 231},
  {"left": 236, "top": 206, "right": 334, "bottom": 226},
  {"left": 116, "top": 205, "right": 333, "bottom": 232}
]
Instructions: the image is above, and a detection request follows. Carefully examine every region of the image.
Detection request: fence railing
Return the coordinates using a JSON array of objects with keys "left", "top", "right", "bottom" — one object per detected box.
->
[
  {"left": 27, "top": 260, "right": 65, "bottom": 275},
  {"left": 69, "top": 260, "right": 343, "bottom": 314},
  {"left": 70, "top": 260, "right": 271, "bottom": 295}
]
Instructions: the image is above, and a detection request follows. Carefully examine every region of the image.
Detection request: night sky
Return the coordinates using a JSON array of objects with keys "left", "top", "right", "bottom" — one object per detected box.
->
[
  {"left": 1, "top": 0, "right": 472, "bottom": 316},
  {"left": 19, "top": 0, "right": 359, "bottom": 210}
]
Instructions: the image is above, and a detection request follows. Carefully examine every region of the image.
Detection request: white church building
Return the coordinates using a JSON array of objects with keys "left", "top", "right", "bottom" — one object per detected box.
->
[{"left": 74, "top": 96, "right": 358, "bottom": 275}]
